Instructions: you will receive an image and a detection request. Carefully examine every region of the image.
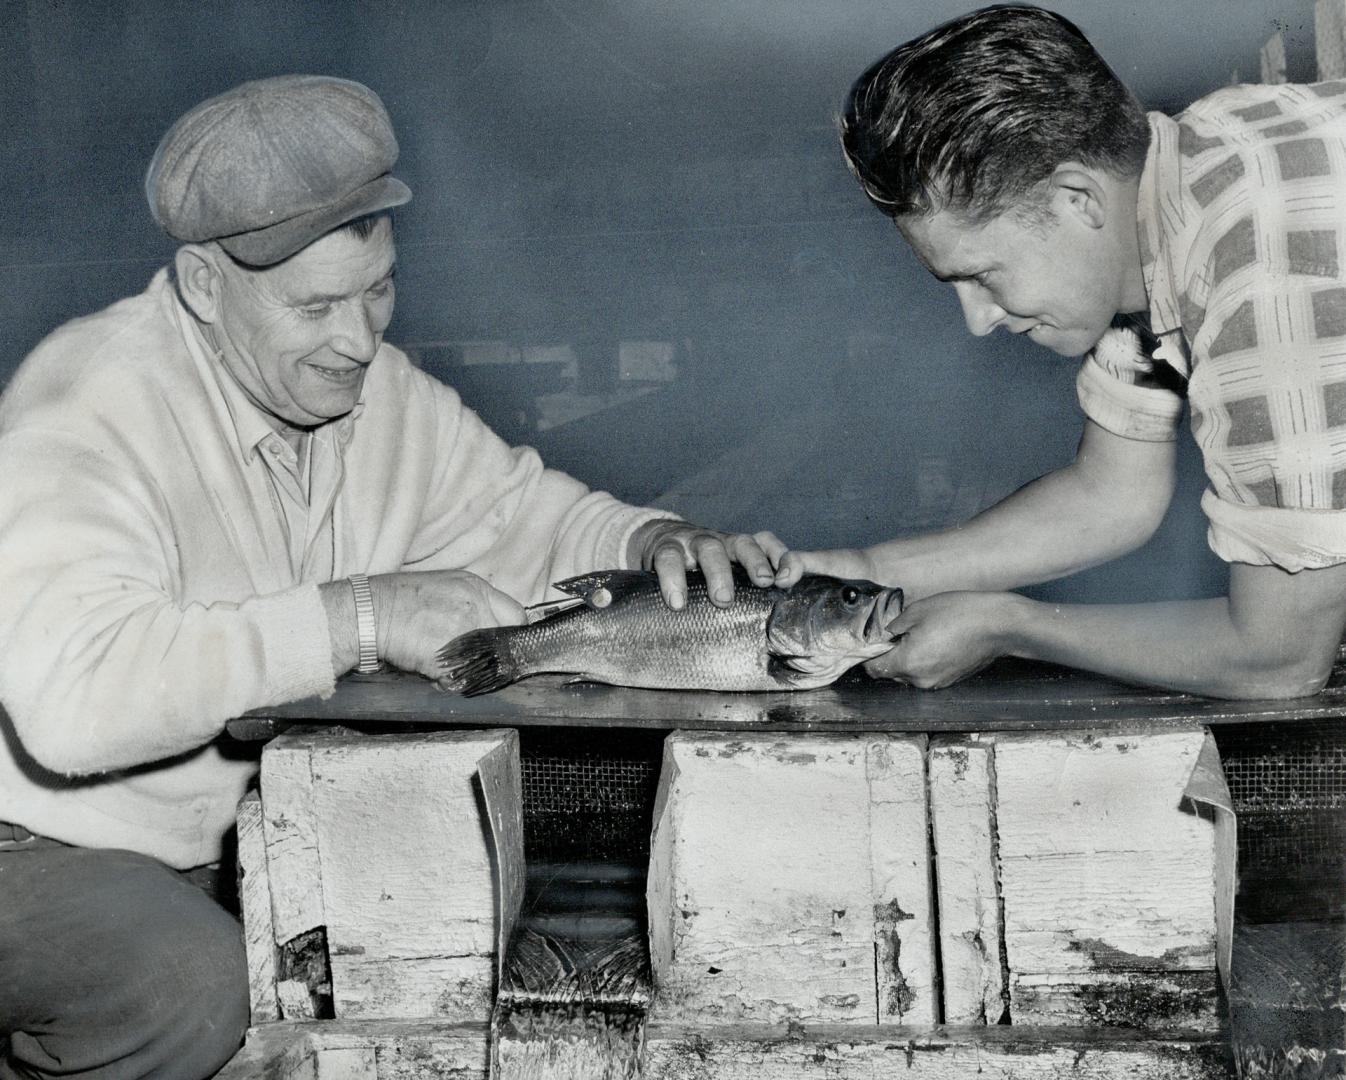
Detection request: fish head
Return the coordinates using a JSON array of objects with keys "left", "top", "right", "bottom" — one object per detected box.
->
[{"left": 764, "top": 575, "right": 904, "bottom": 689}]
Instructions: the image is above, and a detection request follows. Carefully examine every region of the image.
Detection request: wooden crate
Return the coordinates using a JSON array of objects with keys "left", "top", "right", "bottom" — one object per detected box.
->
[
  {"left": 929, "top": 727, "right": 1234, "bottom": 1032},
  {"left": 243, "top": 727, "right": 523, "bottom": 1022},
  {"left": 646, "top": 732, "right": 936, "bottom": 1026},
  {"left": 231, "top": 723, "right": 1234, "bottom": 1078}
]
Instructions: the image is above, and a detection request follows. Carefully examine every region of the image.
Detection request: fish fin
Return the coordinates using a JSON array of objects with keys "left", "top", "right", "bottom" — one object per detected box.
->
[
  {"left": 435, "top": 628, "right": 519, "bottom": 697},
  {"left": 766, "top": 655, "right": 808, "bottom": 685},
  {"left": 551, "top": 569, "right": 658, "bottom": 605}
]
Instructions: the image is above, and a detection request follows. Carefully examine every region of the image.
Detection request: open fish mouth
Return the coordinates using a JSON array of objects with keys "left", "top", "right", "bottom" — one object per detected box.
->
[{"left": 862, "top": 588, "right": 905, "bottom": 643}]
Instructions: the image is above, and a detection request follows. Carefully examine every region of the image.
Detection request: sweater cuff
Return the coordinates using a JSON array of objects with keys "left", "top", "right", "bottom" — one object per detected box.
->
[
  {"left": 249, "top": 583, "right": 338, "bottom": 703},
  {"left": 607, "top": 508, "right": 682, "bottom": 570}
]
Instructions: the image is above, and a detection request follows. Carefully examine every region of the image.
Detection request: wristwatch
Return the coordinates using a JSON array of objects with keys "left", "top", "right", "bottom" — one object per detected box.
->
[{"left": 348, "top": 573, "right": 381, "bottom": 674}]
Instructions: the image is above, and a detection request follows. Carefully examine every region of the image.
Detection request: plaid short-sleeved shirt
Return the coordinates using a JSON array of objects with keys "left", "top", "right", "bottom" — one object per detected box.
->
[{"left": 1076, "top": 80, "right": 1346, "bottom": 570}]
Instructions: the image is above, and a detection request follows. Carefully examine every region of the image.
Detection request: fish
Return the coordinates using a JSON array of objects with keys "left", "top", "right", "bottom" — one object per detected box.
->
[{"left": 435, "top": 568, "right": 904, "bottom": 696}]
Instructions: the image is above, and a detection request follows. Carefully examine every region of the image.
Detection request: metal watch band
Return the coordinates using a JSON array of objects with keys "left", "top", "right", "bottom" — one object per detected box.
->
[{"left": 348, "top": 573, "right": 381, "bottom": 674}]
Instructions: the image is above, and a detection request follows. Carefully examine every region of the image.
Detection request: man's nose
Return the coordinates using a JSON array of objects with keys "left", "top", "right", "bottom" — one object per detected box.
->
[
  {"left": 953, "top": 282, "right": 1006, "bottom": 337},
  {"left": 331, "top": 300, "right": 378, "bottom": 363}
]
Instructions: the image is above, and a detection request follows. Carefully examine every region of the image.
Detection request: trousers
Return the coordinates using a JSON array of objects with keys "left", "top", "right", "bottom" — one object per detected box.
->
[{"left": 0, "top": 837, "right": 249, "bottom": 1079}]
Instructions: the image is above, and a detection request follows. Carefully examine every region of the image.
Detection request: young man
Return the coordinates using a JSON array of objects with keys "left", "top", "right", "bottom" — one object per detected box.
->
[
  {"left": 0, "top": 75, "right": 783, "bottom": 1078},
  {"left": 780, "top": 5, "right": 1346, "bottom": 699}
]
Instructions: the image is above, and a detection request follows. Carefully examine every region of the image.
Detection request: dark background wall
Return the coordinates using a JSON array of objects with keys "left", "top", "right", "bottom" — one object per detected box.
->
[{"left": 0, "top": 0, "right": 1320, "bottom": 603}]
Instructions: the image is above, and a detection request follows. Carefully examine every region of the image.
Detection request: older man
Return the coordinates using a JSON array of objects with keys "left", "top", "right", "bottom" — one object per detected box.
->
[
  {"left": 781, "top": 6, "right": 1346, "bottom": 698},
  {"left": 0, "top": 75, "right": 783, "bottom": 1078}
]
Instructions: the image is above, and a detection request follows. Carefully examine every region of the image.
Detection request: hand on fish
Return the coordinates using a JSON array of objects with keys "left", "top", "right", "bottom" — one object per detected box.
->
[
  {"left": 435, "top": 568, "right": 905, "bottom": 695},
  {"left": 772, "top": 548, "right": 1015, "bottom": 689},
  {"left": 626, "top": 520, "right": 792, "bottom": 609},
  {"left": 861, "top": 590, "right": 1018, "bottom": 689},
  {"left": 366, "top": 570, "right": 527, "bottom": 679}
]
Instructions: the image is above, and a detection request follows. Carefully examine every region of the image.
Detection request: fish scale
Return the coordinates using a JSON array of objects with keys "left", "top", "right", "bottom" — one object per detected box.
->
[
  {"left": 437, "top": 569, "right": 905, "bottom": 697},
  {"left": 500, "top": 579, "right": 782, "bottom": 691}
]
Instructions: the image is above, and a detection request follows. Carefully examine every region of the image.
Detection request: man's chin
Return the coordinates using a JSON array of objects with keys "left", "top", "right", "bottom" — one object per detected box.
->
[{"left": 1042, "top": 329, "right": 1104, "bottom": 358}]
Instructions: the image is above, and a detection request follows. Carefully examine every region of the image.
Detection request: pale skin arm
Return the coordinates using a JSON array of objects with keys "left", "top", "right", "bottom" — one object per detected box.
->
[
  {"left": 882, "top": 561, "right": 1346, "bottom": 699},
  {"left": 779, "top": 419, "right": 1178, "bottom": 600},
  {"left": 778, "top": 418, "right": 1346, "bottom": 699}
]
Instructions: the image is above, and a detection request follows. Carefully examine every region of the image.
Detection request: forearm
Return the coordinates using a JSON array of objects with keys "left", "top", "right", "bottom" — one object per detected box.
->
[
  {"left": 865, "top": 422, "right": 1175, "bottom": 598},
  {"left": 1001, "top": 589, "right": 1339, "bottom": 699},
  {"left": 867, "top": 474, "right": 1146, "bottom": 595}
]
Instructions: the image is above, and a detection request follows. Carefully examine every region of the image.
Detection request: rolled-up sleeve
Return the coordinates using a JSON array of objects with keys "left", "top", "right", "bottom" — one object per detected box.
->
[{"left": 1075, "top": 326, "right": 1185, "bottom": 442}]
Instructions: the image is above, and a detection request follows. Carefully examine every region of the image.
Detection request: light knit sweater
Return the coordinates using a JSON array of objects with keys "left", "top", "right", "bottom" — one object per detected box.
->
[{"left": 0, "top": 270, "right": 668, "bottom": 867}]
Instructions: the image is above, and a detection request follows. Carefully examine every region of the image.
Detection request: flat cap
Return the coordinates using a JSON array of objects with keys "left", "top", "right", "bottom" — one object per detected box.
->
[{"left": 145, "top": 74, "right": 412, "bottom": 266}]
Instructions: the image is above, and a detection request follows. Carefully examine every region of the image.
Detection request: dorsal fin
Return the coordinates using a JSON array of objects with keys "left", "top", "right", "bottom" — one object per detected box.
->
[{"left": 552, "top": 569, "right": 659, "bottom": 606}]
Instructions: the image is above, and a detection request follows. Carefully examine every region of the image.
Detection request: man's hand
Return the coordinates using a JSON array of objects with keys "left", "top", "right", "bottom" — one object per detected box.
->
[
  {"left": 774, "top": 547, "right": 880, "bottom": 589},
  {"left": 322, "top": 570, "right": 525, "bottom": 680},
  {"left": 628, "top": 520, "right": 788, "bottom": 609},
  {"left": 862, "top": 591, "right": 1019, "bottom": 689}
]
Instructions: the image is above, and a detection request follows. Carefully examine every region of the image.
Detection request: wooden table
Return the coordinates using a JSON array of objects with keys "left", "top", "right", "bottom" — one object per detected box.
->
[{"left": 226, "top": 655, "right": 1346, "bottom": 741}]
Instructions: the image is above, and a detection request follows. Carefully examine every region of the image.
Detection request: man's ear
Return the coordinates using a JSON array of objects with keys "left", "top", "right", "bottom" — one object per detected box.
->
[
  {"left": 1050, "top": 164, "right": 1109, "bottom": 230},
  {"left": 174, "top": 244, "right": 224, "bottom": 323}
]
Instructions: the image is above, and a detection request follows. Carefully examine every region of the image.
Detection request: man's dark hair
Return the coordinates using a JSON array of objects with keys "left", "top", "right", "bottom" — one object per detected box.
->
[{"left": 841, "top": 5, "right": 1151, "bottom": 222}]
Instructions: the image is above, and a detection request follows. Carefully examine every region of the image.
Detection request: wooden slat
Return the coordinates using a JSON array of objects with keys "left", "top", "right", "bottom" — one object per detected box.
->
[
  {"left": 312, "top": 730, "right": 517, "bottom": 1020},
  {"left": 237, "top": 789, "right": 282, "bottom": 1024},
  {"left": 260, "top": 729, "right": 329, "bottom": 946},
  {"left": 639, "top": 1021, "right": 1232, "bottom": 1078},
  {"left": 259, "top": 728, "right": 521, "bottom": 1021},
  {"left": 225, "top": 653, "right": 1346, "bottom": 742},
  {"left": 928, "top": 740, "right": 1006, "bottom": 1024},
  {"left": 992, "top": 729, "right": 1224, "bottom": 1031},
  {"left": 648, "top": 732, "right": 934, "bottom": 1026},
  {"left": 478, "top": 736, "right": 526, "bottom": 989},
  {"left": 218, "top": 1019, "right": 1230, "bottom": 1079}
]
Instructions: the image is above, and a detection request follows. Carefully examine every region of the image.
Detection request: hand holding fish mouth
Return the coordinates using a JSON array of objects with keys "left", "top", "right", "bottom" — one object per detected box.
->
[
  {"left": 627, "top": 519, "right": 789, "bottom": 611},
  {"left": 862, "top": 590, "right": 1020, "bottom": 689}
]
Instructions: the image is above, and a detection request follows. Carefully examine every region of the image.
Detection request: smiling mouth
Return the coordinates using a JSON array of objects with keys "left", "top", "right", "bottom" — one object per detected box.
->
[{"left": 309, "top": 364, "right": 363, "bottom": 383}]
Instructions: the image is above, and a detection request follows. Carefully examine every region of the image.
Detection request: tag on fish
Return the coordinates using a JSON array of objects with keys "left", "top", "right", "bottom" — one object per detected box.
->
[{"left": 436, "top": 568, "right": 903, "bottom": 696}]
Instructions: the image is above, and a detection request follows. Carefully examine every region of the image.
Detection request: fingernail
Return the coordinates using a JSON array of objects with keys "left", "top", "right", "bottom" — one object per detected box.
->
[
  {"left": 670, "top": 590, "right": 686, "bottom": 609},
  {"left": 714, "top": 589, "right": 732, "bottom": 604}
]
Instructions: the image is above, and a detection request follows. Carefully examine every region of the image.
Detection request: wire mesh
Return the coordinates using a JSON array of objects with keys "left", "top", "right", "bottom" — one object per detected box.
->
[
  {"left": 1215, "top": 721, "right": 1346, "bottom": 919},
  {"left": 519, "top": 728, "right": 664, "bottom": 865}
]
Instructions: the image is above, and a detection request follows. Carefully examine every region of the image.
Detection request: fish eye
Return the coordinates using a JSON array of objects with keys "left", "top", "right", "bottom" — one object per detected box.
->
[{"left": 842, "top": 586, "right": 860, "bottom": 604}]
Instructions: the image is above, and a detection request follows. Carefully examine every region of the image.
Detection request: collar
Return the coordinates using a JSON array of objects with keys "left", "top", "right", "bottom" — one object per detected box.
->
[
  {"left": 1135, "top": 111, "right": 1184, "bottom": 339},
  {"left": 171, "top": 291, "right": 364, "bottom": 465}
]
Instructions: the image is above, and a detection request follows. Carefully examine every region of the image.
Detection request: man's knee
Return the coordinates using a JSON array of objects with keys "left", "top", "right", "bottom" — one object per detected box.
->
[
  {"left": 128, "top": 861, "right": 250, "bottom": 1076},
  {"left": 1, "top": 846, "right": 248, "bottom": 1079}
]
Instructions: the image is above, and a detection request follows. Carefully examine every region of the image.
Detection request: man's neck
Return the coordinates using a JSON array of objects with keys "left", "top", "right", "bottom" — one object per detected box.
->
[{"left": 1116, "top": 176, "right": 1149, "bottom": 315}]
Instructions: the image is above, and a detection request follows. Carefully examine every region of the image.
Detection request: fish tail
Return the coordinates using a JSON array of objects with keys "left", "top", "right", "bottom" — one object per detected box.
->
[{"left": 436, "top": 628, "right": 520, "bottom": 696}]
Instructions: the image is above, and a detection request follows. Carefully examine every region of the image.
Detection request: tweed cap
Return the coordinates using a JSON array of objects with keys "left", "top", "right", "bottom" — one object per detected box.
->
[{"left": 145, "top": 74, "right": 411, "bottom": 266}]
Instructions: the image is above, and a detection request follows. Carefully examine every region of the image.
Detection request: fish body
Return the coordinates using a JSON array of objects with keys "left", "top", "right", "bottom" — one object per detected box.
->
[{"left": 436, "top": 568, "right": 903, "bottom": 696}]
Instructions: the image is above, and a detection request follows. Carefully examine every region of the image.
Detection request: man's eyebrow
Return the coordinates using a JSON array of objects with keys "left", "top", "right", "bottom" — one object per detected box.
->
[{"left": 291, "top": 264, "right": 397, "bottom": 306}]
